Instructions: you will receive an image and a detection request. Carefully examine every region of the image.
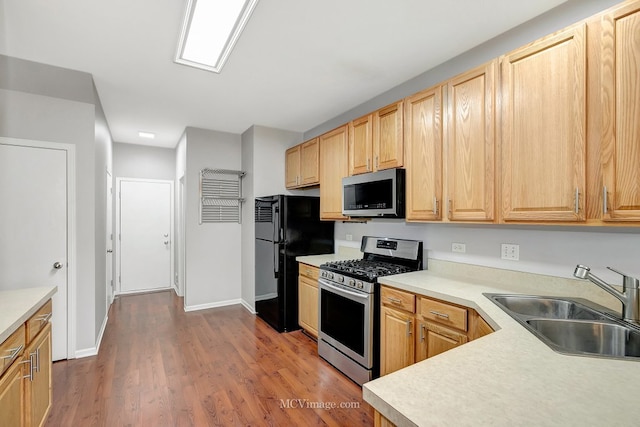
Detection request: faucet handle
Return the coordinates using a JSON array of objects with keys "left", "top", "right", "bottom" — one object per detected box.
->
[{"left": 607, "top": 267, "right": 640, "bottom": 289}]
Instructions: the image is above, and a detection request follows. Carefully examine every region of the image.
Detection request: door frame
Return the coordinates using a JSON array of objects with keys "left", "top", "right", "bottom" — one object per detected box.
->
[
  {"left": 115, "top": 177, "right": 174, "bottom": 295},
  {"left": 106, "top": 169, "right": 114, "bottom": 308},
  {"left": 0, "top": 137, "right": 76, "bottom": 360}
]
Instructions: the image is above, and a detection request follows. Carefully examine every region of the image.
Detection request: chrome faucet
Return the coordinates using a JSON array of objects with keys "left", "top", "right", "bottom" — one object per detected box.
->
[{"left": 573, "top": 264, "right": 640, "bottom": 324}]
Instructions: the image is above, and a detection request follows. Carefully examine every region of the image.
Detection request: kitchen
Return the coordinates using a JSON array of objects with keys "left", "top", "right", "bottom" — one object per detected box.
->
[{"left": 1, "top": 0, "right": 640, "bottom": 426}]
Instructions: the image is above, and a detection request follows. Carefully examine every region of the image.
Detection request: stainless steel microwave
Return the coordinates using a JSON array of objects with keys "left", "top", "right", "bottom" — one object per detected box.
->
[{"left": 342, "top": 168, "right": 405, "bottom": 218}]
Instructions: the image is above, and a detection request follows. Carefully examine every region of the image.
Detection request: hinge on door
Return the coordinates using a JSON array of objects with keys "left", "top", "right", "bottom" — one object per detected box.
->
[
  {"left": 119, "top": 276, "right": 121, "bottom": 283},
  {"left": 119, "top": 233, "right": 121, "bottom": 241}
]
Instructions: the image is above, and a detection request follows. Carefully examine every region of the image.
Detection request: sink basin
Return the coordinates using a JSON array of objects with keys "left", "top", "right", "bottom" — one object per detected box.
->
[
  {"left": 527, "top": 319, "right": 640, "bottom": 358},
  {"left": 490, "top": 295, "right": 610, "bottom": 321},
  {"left": 484, "top": 293, "right": 640, "bottom": 361}
]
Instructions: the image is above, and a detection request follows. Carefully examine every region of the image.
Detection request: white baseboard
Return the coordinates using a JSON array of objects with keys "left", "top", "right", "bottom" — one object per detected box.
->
[
  {"left": 172, "top": 283, "right": 183, "bottom": 297},
  {"left": 184, "top": 298, "right": 242, "bottom": 312},
  {"left": 255, "top": 292, "right": 277, "bottom": 302},
  {"left": 116, "top": 286, "right": 171, "bottom": 296},
  {"left": 74, "top": 314, "right": 108, "bottom": 359},
  {"left": 240, "top": 299, "right": 256, "bottom": 314}
]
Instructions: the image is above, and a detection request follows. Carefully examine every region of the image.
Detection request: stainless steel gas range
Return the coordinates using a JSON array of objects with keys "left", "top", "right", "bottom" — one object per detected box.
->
[{"left": 318, "top": 236, "right": 423, "bottom": 385}]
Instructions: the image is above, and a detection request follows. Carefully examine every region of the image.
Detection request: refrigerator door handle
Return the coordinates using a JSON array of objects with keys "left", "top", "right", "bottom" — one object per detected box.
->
[
  {"left": 272, "top": 204, "right": 280, "bottom": 243},
  {"left": 273, "top": 243, "right": 280, "bottom": 278}
]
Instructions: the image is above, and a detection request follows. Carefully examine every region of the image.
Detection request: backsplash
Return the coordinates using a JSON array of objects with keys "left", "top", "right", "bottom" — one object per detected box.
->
[{"left": 334, "top": 220, "right": 640, "bottom": 291}]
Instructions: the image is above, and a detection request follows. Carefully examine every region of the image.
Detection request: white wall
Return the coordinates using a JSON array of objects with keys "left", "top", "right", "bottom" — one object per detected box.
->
[
  {"left": 0, "top": 54, "right": 108, "bottom": 355},
  {"left": 183, "top": 127, "right": 242, "bottom": 310},
  {"left": 240, "top": 125, "right": 304, "bottom": 311},
  {"left": 174, "top": 133, "right": 187, "bottom": 296},
  {"left": 113, "top": 142, "right": 176, "bottom": 181}
]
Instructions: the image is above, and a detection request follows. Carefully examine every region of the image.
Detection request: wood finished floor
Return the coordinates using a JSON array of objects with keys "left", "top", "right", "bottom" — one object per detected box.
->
[{"left": 45, "top": 291, "right": 374, "bottom": 426}]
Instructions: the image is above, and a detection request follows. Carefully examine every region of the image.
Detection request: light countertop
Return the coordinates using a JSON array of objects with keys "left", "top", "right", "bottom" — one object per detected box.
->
[
  {"left": 296, "top": 247, "right": 362, "bottom": 267},
  {"left": 0, "top": 286, "right": 57, "bottom": 343},
  {"left": 363, "top": 268, "right": 640, "bottom": 426}
]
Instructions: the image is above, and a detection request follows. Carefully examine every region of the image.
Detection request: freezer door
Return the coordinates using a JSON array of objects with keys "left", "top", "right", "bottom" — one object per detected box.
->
[{"left": 255, "top": 196, "right": 280, "bottom": 242}]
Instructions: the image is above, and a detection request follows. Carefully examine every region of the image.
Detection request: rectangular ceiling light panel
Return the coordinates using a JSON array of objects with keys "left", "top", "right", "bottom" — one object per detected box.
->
[{"left": 175, "top": 0, "right": 259, "bottom": 73}]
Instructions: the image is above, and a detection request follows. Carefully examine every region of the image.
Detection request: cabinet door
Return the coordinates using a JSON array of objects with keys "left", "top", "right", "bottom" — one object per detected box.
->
[
  {"left": 380, "top": 306, "right": 414, "bottom": 376},
  {"left": 446, "top": 60, "right": 496, "bottom": 221},
  {"left": 349, "top": 114, "right": 373, "bottom": 175},
  {"left": 374, "top": 101, "right": 404, "bottom": 171},
  {"left": 0, "top": 358, "right": 24, "bottom": 427},
  {"left": 319, "top": 125, "right": 349, "bottom": 220},
  {"left": 300, "top": 138, "right": 320, "bottom": 186},
  {"left": 24, "top": 323, "right": 52, "bottom": 427},
  {"left": 501, "top": 24, "right": 587, "bottom": 222},
  {"left": 601, "top": 2, "right": 640, "bottom": 221},
  {"left": 404, "top": 86, "right": 443, "bottom": 221},
  {"left": 285, "top": 145, "right": 301, "bottom": 188},
  {"left": 417, "top": 321, "right": 468, "bottom": 361},
  {"left": 298, "top": 276, "right": 319, "bottom": 338}
]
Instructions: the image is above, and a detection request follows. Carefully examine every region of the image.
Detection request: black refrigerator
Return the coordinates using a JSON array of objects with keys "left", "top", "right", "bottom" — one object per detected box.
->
[{"left": 255, "top": 195, "right": 334, "bottom": 332}]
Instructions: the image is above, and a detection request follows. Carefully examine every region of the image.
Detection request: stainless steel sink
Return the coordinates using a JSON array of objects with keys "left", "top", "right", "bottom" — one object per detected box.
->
[
  {"left": 526, "top": 319, "right": 640, "bottom": 358},
  {"left": 490, "top": 295, "right": 610, "bottom": 321},
  {"left": 485, "top": 293, "right": 640, "bottom": 361}
]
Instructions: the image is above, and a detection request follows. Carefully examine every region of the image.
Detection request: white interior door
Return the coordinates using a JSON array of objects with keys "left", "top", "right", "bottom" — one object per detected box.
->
[
  {"left": 0, "top": 140, "right": 69, "bottom": 361},
  {"left": 118, "top": 179, "right": 172, "bottom": 294}
]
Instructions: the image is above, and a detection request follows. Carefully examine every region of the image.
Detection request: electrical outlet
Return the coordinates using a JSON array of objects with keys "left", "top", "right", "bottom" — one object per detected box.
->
[
  {"left": 452, "top": 243, "right": 466, "bottom": 253},
  {"left": 501, "top": 244, "right": 519, "bottom": 261},
  {"left": 346, "top": 234, "right": 353, "bottom": 241}
]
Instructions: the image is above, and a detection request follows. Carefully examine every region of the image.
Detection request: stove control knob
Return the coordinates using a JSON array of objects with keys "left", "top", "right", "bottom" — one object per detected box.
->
[
  {"left": 348, "top": 279, "right": 355, "bottom": 287},
  {"left": 328, "top": 273, "right": 334, "bottom": 280},
  {"left": 338, "top": 276, "right": 344, "bottom": 283},
  {"left": 356, "top": 281, "right": 363, "bottom": 289}
]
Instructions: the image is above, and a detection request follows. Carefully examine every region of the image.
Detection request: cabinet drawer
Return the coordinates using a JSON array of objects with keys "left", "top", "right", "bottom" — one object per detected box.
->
[
  {"left": 419, "top": 297, "right": 467, "bottom": 331},
  {"left": 299, "top": 264, "right": 319, "bottom": 281},
  {"left": 26, "top": 299, "right": 53, "bottom": 343},
  {"left": 1, "top": 324, "right": 25, "bottom": 377},
  {"left": 381, "top": 286, "right": 416, "bottom": 313}
]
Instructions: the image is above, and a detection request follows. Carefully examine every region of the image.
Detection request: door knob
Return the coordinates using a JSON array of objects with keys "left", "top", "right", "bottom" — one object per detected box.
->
[
  {"left": 53, "top": 262, "right": 63, "bottom": 269},
  {"left": 107, "top": 249, "right": 113, "bottom": 253},
  {"left": 164, "top": 241, "right": 169, "bottom": 245}
]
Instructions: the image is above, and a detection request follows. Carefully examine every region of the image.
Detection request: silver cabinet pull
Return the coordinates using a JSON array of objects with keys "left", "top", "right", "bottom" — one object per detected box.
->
[
  {"left": 21, "top": 355, "right": 34, "bottom": 381},
  {"left": 36, "top": 312, "right": 52, "bottom": 323},
  {"left": 603, "top": 186, "right": 608, "bottom": 214},
  {"left": 387, "top": 297, "right": 402, "bottom": 304},
  {"left": 406, "top": 319, "right": 412, "bottom": 337},
  {"left": 429, "top": 310, "right": 450, "bottom": 319},
  {"left": 367, "top": 158, "right": 371, "bottom": 171},
  {"left": 420, "top": 323, "right": 425, "bottom": 342},
  {"left": 375, "top": 156, "right": 379, "bottom": 169},
  {"left": 433, "top": 197, "right": 439, "bottom": 216},
  {"left": 575, "top": 187, "right": 580, "bottom": 214},
  {"left": 447, "top": 199, "right": 453, "bottom": 218},
  {"left": 1, "top": 344, "right": 23, "bottom": 361},
  {"left": 35, "top": 348, "right": 40, "bottom": 373}
]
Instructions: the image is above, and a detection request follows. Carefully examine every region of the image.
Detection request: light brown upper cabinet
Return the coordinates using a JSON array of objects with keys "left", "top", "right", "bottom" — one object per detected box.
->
[
  {"left": 285, "top": 145, "right": 301, "bottom": 188},
  {"left": 404, "top": 86, "right": 443, "bottom": 221},
  {"left": 349, "top": 102, "right": 404, "bottom": 176},
  {"left": 285, "top": 138, "right": 320, "bottom": 189},
  {"left": 445, "top": 60, "right": 496, "bottom": 222},
  {"left": 319, "top": 125, "right": 349, "bottom": 220},
  {"left": 349, "top": 113, "right": 374, "bottom": 175},
  {"left": 600, "top": 1, "right": 640, "bottom": 221},
  {"left": 500, "top": 24, "right": 587, "bottom": 222}
]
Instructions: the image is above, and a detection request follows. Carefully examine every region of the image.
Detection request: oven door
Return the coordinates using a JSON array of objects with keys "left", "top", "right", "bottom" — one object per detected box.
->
[{"left": 318, "top": 278, "right": 373, "bottom": 368}]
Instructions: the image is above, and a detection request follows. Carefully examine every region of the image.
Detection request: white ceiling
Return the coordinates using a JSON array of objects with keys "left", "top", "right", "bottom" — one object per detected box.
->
[{"left": 1, "top": 0, "right": 568, "bottom": 148}]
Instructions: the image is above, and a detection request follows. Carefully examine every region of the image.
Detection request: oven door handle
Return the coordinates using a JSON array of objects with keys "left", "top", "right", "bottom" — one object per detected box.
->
[{"left": 319, "top": 279, "right": 370, "bottom": 300}]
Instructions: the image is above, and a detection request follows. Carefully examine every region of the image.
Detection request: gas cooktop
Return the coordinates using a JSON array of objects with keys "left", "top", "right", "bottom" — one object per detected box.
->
[{"left": 321, "top": 259, "right": 414, "bottom": 282}]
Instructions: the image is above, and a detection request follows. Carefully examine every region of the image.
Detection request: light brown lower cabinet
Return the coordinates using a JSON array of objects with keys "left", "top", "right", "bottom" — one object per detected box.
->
[
  {"left": 380, "top": 286, "right": 492, "bottom": 376},
  {"left": 0, "top": 300, "right": 53, "bottom": 427},
  {"left": 374, "top": 410, "right": 396, "bottom": 427},
  {"left": 298, "top": 263, "right": 320, "bottom": 338}
]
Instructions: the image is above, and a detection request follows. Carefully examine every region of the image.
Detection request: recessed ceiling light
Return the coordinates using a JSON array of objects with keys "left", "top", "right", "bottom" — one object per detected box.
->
[
  {"left": 138, "top": 131, "right": 156, "bottom": 139},
  {"left": 175, "top": 0, "right": 259, "bottom": 74}
]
